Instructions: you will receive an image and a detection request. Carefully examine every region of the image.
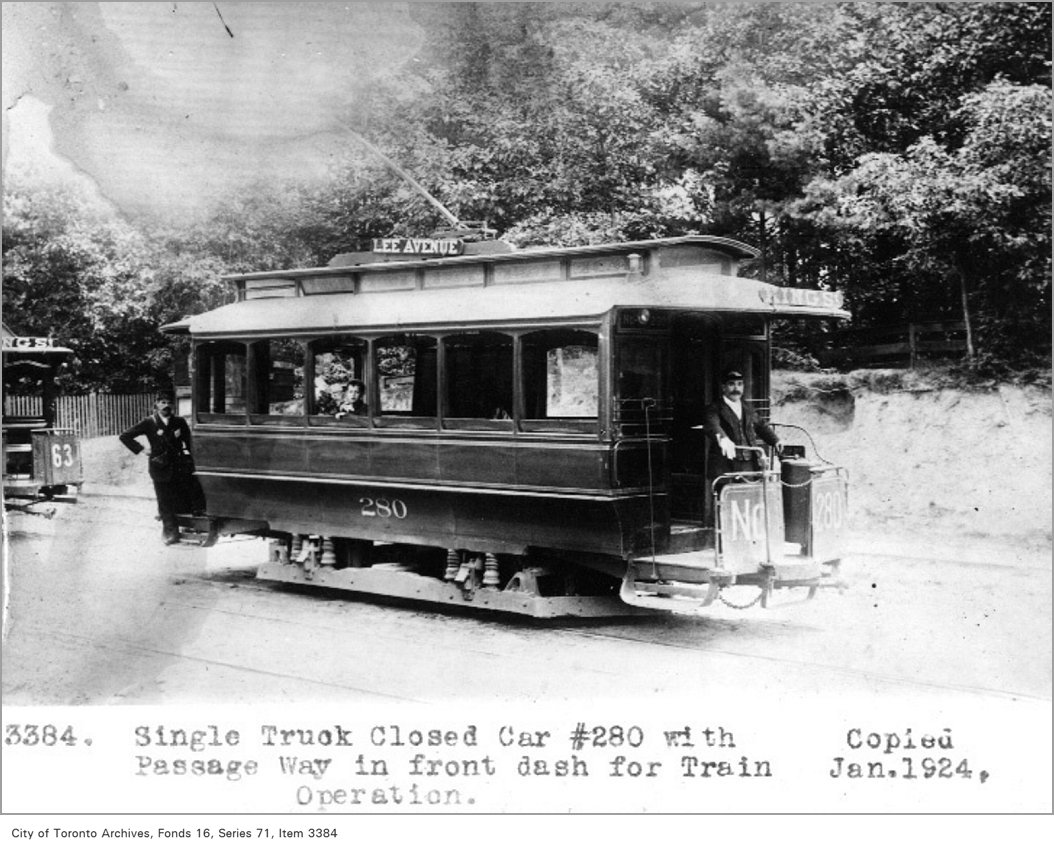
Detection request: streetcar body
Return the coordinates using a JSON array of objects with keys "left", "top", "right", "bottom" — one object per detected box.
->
[
  {"left": 2, "top": 326, "right": 83, "bottom": 509},
  {"left": 165, "top": 236, "right": 849, "bottom": 615}
]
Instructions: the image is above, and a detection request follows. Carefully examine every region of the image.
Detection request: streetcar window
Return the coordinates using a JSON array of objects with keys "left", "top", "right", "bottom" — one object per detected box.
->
[
  {"left": 2, "top": 363, "right": 55, "bottom": 479},
  {"left": 617, "top": 337, "right": 664, "bottom": 402},
  {"left": 522, "top": 330, "right": 598, "bottom": 419},
  {"left": 375, "top": 334, "right": 437, "bottom": 419},
  {"left": 443, "top": 332, "right": 513, "bottom": 423},
  {"left": 721, "top": 316, "right": 767, "bottom": 338},
  {"left": 615, "top": 337, "right": 667, "bottom": 435},
  {"left": 195, "top": 342, "right": 247, "bottom": 416},
  {"left": 250, "top": 339, "right": 305, "bottom": 417},
  {"left": 311, "top": 337, "right": 367, "bottom": 417}
]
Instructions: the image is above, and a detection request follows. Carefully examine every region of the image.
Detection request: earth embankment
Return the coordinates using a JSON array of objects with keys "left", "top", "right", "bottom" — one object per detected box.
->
[{"left": 772, "top": 371, "right": 1052, "bottom": 551}]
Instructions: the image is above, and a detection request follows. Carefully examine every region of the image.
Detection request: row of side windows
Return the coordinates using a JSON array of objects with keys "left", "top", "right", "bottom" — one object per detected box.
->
[{"left": 194, "top": 329, "right": 600, "bottom": 428}]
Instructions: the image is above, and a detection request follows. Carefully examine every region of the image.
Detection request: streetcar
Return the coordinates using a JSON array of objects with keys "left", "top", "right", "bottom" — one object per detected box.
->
[
  {"left": 2, "top": 323, "right": 83, "bottom": 511},
  {"left": 162, "top": 233, "right": 849, "bottom": 616}
]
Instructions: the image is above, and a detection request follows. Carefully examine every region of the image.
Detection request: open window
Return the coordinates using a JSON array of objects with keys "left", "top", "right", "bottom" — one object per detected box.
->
[
  {"left": 310, "top": 336, "right": 368, "bottom": 427},
  {"left": 249, "top": 339, "right": 305, "bottom": 424},
  {"left": 195, "top": 341, "right": 248, "bottom": 423},
  {"left": 521, "top": 329, "right": 598, "bottom": 433},
  {"left": 374, "top": 334, "right": 437, "bottom": 428},
  {"left": 442, "top": 331, "right": 514, "bottom": 430}
]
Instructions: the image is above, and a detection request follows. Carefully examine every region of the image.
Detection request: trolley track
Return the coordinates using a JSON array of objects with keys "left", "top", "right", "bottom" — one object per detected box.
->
[
  {"left": 4, "top": 496, "right": 1050, "bottom": 705},
  {"left": 9, "top": 622, "right": 426, "bottom": 704},
  {"left": 161, "top": 565, "right": 1050, "bottom": 703}
]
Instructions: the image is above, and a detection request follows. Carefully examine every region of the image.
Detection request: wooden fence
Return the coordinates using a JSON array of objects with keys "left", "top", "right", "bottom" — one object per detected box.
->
[
  {"left": 3, "top": 393, "right": 155, "bottom": 439},
  {"left": 817, "top": 321, "right": 968, "bottom": 369}
]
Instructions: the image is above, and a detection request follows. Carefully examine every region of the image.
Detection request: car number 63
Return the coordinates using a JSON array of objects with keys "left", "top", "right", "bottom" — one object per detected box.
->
[{"left": 51, "top": 443, "right": 75, "bottom": 468}]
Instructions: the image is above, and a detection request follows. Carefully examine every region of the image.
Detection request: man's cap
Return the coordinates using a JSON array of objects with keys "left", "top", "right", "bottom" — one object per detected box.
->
[{"left": 722, "top": 369, "right": 744, "bottom": 382}]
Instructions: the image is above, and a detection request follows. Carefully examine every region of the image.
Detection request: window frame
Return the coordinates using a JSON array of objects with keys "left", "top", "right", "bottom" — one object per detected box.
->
[
  {"left": 440, "top": 330, "right": 516, "bottom": 432},
  {"left": 194, "top": 340, "right": 249, "bottom": 425},
  {"left": 307, "top": 335, "right": 371, "bottom": 429},
  {"left": 246, "top": 338, "right": 308, "bottom": 427},
  {"left": 611, "top": 326, "right": 671, "bottom": 440},
  {"left": 373, "top": 332, "right": 439, "bottom": 430},
  {"left": 519, "top": 327, "right": 600, "bottom": 435}
]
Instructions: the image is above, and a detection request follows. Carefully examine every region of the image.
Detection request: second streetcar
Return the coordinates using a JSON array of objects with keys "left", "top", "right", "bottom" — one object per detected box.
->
[{"left": 2, "top": 323, "right": 83, "bottom": 512}]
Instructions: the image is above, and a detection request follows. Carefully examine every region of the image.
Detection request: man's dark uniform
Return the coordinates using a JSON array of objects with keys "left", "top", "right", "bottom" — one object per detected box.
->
[
  {"left": 702, "top": 396, "right": 780, "bottom": 477},
  {"left": 119, "top": 406, "right": 205, "bottom": 542}
]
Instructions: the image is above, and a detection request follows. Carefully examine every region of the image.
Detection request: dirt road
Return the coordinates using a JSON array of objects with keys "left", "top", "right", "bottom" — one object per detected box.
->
[{"left": 3, "top": 488, "right": 1049, "bottom": 705}]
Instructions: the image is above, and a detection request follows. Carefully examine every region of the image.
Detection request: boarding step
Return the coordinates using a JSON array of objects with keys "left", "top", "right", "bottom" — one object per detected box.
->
[
  {"left": 629, "top": 548, "right": 723, "bottom": 585},
  {"left": 174, "top": 514, "right": 270, "bottom": 547},
  {"left": 666, "top": 521, "right": 713, "bottom": 554}
]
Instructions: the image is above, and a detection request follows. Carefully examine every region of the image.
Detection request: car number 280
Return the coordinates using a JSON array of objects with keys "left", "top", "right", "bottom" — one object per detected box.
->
[{"left": 359, "top": 496, "right": 408, "bottom": 519}]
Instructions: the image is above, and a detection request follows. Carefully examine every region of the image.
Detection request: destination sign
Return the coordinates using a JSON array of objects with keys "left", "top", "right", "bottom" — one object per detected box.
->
[
  {"left": 759, "top": 287, "right": 844, "bottom": 310},
  {"left": 2, "top": 336, "right": 55, "bottom": 350},
  {"left": 372, "top": 237, "right": 464, "bottom": 257}
]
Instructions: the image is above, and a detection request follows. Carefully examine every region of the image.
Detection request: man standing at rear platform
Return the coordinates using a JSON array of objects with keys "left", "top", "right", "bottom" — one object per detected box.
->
[
  {"left": 703, "top": 369, "right": 782, "bottom": 477},
  {"left": 119, "top": 394, "right": 205, "bottom": 544}
]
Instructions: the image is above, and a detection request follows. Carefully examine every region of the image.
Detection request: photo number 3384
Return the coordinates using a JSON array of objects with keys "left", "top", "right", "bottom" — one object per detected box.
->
[{"left": 359, "top": 496, "right": 408, "bottom": 519}]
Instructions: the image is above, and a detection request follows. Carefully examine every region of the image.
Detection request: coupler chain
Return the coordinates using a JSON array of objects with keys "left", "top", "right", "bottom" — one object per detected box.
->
[{"left": 716, "top": 588, "right": 765, "bottom": 610}]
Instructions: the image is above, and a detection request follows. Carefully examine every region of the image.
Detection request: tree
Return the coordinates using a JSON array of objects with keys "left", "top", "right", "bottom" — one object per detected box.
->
[
  {"left": 5, "top": 1, "right": 1049, "bottom": 388},
  {"left": 3, "top": 176, "right": 236, "bottom": 391},
  {"left": 3, "top": 178, "right": 151, "bottom": 389},
  {"left": 795, "top": 80, "right": 1051, "bottom": 364}
]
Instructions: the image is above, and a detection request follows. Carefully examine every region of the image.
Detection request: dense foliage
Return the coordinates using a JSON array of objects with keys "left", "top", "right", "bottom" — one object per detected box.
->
[{"left": 3, "top": 2, "right": 1050, "bottom": 390}]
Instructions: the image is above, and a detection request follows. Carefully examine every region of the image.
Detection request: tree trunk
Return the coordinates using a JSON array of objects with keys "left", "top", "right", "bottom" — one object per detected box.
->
[
  {"left": 757, "top": 207, "right": 767, "bottom": 283},
  {"left": 782, "top": 216, "right": 797, "bottom": 287},
  {"left": 954, "top": 256, "right": 977, "bottom": 362}
]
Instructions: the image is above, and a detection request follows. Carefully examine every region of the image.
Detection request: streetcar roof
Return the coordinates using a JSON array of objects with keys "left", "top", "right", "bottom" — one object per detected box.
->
[
  {"left": 1, "top": 346, "right": 75, "bottom": 357},
  {"left": 167, "top": 269, "right": 849, "bottom": 338},
  {"left": 1, "top": 324, "right": 74, "bottom": 357},
  {"left": 223, "top": 235, "right": 761, "bottom": 281}
]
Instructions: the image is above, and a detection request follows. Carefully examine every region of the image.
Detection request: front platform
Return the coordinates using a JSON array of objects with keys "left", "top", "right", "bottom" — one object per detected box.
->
[{"left": 623, "top": 546, "right": 843, "bottom": 612}]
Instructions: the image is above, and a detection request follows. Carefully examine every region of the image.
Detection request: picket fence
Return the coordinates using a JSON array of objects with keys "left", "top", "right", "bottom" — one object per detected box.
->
[{"left": 3, "top": 393, "right": 156, "bottom": 439}]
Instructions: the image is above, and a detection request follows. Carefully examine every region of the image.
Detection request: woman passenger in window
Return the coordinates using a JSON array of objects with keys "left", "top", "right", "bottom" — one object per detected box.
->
[{"left": 335, "top": 379, "right": 367, "bottom": 418}]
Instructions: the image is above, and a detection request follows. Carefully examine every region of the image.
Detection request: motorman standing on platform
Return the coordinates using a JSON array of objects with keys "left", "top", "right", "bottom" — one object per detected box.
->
[
  {"left": 119, "top": 393, "right": 205, "bottom": 544},
  {"left": 703, "top": 369, "right": 782, "bottom": 477}
]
